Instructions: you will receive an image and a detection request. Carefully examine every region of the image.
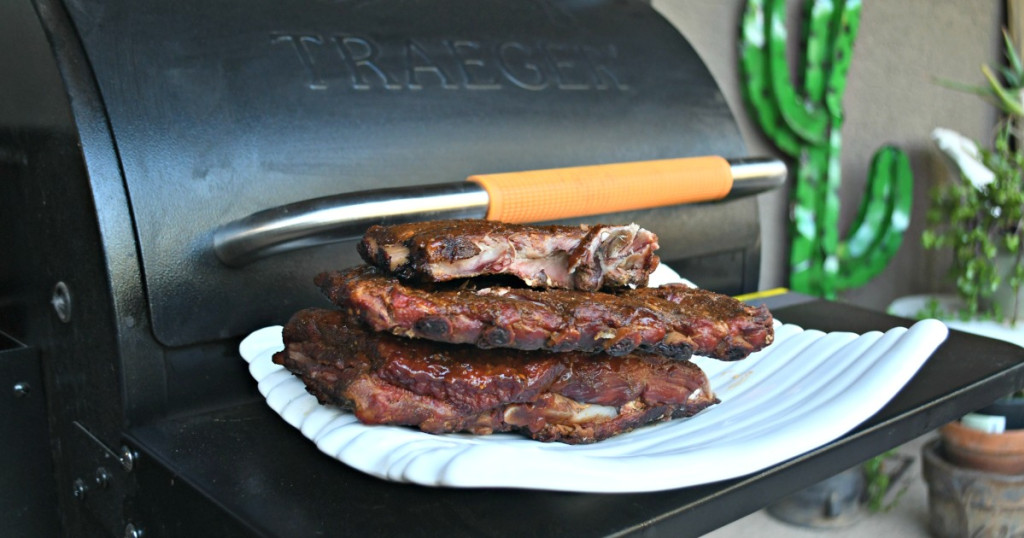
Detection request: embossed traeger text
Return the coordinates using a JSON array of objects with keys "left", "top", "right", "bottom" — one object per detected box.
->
[{"left": 271, "top": 33, "right": 629, "bottom": 91}]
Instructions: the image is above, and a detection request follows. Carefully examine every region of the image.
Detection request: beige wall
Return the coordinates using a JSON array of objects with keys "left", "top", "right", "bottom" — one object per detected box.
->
[{"left": 654, "top": 0, "right": 1003, "bottom": 310}]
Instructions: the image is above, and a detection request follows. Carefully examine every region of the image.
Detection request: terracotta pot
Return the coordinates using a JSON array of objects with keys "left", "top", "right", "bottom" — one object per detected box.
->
[
  {"left": 940, "top": 420, "right": 1024, "bottom": 474},
  {"left": 922, "top": 439, "right": 1024, "bottom": 538}
]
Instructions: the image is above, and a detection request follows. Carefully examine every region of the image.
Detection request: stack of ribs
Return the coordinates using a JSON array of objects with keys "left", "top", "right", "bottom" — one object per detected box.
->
[{"left": 273, "top": 220, "right": 775, "bottom": 444}]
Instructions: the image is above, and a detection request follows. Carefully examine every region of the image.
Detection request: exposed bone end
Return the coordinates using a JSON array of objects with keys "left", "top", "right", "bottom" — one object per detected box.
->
[
  {"left": 382, "top": 244, "right": 410, "bottom": 272},
  {"left": 568, "top": 223, "right": 660, "bottom": 291}
]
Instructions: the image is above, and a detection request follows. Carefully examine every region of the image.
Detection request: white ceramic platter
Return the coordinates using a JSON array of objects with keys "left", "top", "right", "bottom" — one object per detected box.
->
[{"left": 241, "top": 278, "right": 948, "bottom": 493}]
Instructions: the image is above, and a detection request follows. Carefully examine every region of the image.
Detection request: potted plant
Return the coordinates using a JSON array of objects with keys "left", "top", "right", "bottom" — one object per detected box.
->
[
  {"left": 918, "top": 32, "right": 1024, "bottom": 538},
  {"left": 918, "top": 30, "right": 1024, "bottom": 538},
  {"left": 923, "top": 30, "right": 1024, "bottom": 325}
]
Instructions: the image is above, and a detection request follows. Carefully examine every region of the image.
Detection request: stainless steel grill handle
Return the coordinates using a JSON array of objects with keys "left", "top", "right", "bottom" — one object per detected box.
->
[
  {"left": 213, "top": 183, "right": 489, "bottom": 267},
  {"left": 212, "top": 157, "right": 786, "bottom": 267}
]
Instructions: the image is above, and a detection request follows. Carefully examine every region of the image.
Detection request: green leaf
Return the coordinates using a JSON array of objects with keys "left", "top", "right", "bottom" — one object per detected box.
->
[
  {"left": 1003, "top": 29, "right": 1024, "bottom": 82},
  {"left": 1002, "top": 66, "right": 1022, "bottom": 88},
  {"left": 922, "top": 230, "right": 937, "bottom": 249},
  {"left": 933, "top": 76, "right": 997, "bottom": 100},
  {"left": 983, "top": 64, "right": 1024, "bottom": 116},
  {"left": 1007, "top": 234, "right": 1021, "bottom": 253}
]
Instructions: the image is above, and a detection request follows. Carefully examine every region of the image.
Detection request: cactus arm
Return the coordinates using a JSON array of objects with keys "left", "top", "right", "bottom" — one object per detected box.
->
[
  {"left": 824, "top": 0, "right": 861, "bottom": 118},
  {"left": 739, "top": 0, "right": 803, "bottom": 156},
  {"left": 835, "top": 146, "right": 914, "bottom": 288},
  {"left": 843, "top": 146, "right": 912, "bottom": 258},
  {"left": 801, "top": 0, "right": 837, "bottom": 103},
  {"left": 765, "top": 0, "right": 829, "bottom": 145}
]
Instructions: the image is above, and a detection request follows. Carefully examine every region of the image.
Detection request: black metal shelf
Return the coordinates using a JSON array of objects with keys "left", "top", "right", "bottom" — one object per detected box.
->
[{"left": 127, "top": 298, "right": 1024, "bottom": 537}]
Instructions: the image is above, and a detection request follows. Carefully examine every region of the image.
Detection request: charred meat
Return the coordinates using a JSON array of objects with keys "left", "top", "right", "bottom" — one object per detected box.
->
[
  {"left": 273, "top": 308, "right": 719, "bottom": 444},
  {"left": 316, "top": 266, "right": 774, "bottom": 361},
  {"left": 357, "top": 219, "right": 660, "bottom": 291}
]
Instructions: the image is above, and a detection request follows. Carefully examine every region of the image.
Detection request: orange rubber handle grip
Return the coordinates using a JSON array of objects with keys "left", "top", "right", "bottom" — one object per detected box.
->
[{"left": 466, "top": 156, "right": 733, "bottom": 223}]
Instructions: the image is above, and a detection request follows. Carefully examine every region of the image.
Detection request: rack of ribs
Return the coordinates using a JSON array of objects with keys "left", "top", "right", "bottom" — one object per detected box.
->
[
  {"left": 315, "top": 265, "right": 774, "bottom": 361},
  {"left": 273, "top": 308, "right": 719, "bottom": 444},
  {"left": 358, "top": 220, "right": 660, "bottom": 291}
]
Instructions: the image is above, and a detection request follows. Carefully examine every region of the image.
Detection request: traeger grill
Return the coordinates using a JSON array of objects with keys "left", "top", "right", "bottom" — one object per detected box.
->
[{"left": 2, "top": 1, "right": 1023, "bottom": 536}]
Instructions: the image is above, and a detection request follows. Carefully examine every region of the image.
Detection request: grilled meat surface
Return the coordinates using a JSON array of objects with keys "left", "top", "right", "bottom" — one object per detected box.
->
[
  {"left": 273, "top": 308, "right": 719, "bottom": 444},
  {"left": 357, "top": 219, "right": 660, "bottom": 291},
  {"left": 316, "top": 266, "right": 774, "bottom": 361}
]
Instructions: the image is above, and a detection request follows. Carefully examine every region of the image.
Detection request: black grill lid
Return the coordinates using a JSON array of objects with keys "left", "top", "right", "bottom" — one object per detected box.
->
[{"left": 64, "top": 0, "right": 747, "bottom": 346}]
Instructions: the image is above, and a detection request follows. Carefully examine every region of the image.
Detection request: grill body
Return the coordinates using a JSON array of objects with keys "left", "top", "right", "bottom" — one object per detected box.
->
[{"left": 0, "top": 0, "right": 756, "bottom": 535}]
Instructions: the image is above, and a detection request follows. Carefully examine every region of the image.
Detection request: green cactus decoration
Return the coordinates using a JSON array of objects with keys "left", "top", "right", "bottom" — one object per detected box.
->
[{"left": 739, "top": 0, "right": 913, "bottom": 298}]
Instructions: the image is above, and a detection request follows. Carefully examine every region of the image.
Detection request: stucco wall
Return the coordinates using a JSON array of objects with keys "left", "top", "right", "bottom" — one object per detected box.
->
[{"left": 654, "top": 0, "right": 1003, "bottom": 310}]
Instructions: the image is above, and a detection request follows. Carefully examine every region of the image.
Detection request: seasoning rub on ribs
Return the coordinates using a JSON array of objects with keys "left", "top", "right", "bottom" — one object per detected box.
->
[
  {"left": 357, "top": 220, "right": 660, "bottom": 291},
  {"left": 316, "top": 265, "right": 774, "bottom": 361},
  {"left": 273, "top": 308, "right": 719, "bottom": 444}
]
